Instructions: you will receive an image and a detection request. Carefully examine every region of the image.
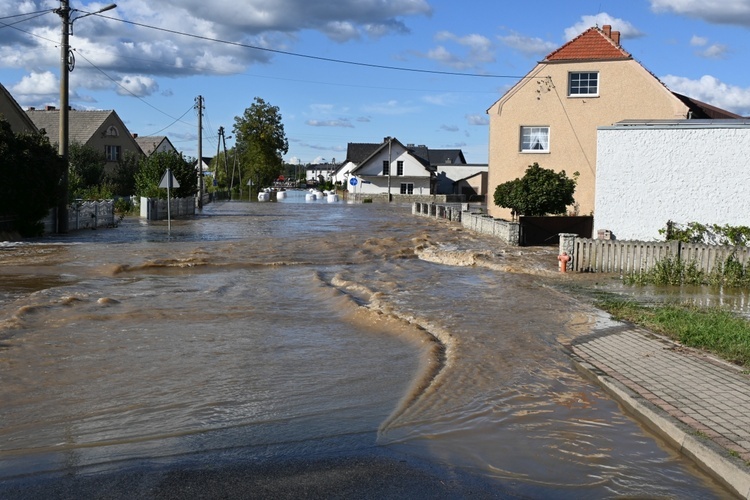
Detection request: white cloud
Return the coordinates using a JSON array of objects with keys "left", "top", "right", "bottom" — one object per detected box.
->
[
  {"left": 466, "top": 114, "right": 489, "bottom": 126},
  {"left": 423, "top": 31, "right": 495, "bottom": 70},
  {"left": 650, "top": 0, "right": 750, "bottom": 26},
  {"left": 439, "top": 124, "right": 459, "bottom": 132},
  {"left": 564, "top": 13, "right": 644, "bottom": 41},
  {"left": 306, "top": 119, "right": 354, "bottom": 128},
  {"left": 117, "top": 75, "right": 159, "bottom": 97},
  {"left": 0, "top": 0, "right": 433, "bottom": 107},
  {"left": 696, "top": 43, "right": 729, "bottom": 59},
  {"left": 662, "top": 74, "right": 750, "bottom": 115},
  {"left": 11, "top": 71, "right": 58, "bottom": 95},
  {"left": 690, "top": 35, "right": 708, "bottom": 46},
  {"left": 498, "top": 32, "right": 558, "bottom": 58}
]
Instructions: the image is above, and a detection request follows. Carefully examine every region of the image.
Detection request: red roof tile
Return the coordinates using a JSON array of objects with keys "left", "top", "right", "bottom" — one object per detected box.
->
[{"left": 545, "top": 26, "right": 631, "bottom": 61}]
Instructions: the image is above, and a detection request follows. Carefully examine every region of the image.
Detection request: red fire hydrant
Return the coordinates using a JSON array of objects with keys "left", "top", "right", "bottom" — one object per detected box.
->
[{"left": 558, "top": 252, "right": 571, "bottom": 273}]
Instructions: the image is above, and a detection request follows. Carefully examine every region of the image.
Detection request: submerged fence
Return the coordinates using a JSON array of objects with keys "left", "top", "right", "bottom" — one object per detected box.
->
[
  {"left": 412, "top": 202, "right": 521, "bottom": 245},
  {"left": 567, "top": 237, "right": 750, "bottom": 274},
  {"left": 42, "top": 200, "right": 116, "bottom": 233}
]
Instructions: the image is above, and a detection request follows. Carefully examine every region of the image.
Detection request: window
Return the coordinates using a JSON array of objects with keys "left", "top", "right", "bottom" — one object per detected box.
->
[
  {"left": 105, "top": 125, "right": 119, "bottom": 137},
  {"left": 397, "top": 161, "right": 404, "bottom": 176},
  {"left": 569, "top": 72, "right": 598, "bottom": 96},
  {"left": 105, "top": 145, "right": 121, "bottom": 161},
  {"left": 382, "top": 160, "right": 389, "bottom": 175},
  {"left": 400, "top": 183, "right": 414, "bottom": 194},
  {"left": 520, "top": 127, "right": 549, "bottom": 152}
]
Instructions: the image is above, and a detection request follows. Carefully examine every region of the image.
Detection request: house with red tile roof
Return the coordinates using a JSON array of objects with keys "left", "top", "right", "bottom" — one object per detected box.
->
[{"left": 486, "top": 25, "right": 740, "bottom": 221}]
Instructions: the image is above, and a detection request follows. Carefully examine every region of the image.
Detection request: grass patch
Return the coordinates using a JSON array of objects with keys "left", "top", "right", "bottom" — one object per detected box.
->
[
  {"left": 595, "top": 297, "right": 750, "bottom": 368},
  {"left": 624, "top": 254, "right": 750, "bottom": 288}
]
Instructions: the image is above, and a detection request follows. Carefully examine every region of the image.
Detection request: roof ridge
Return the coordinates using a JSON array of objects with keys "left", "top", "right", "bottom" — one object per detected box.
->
[{"left": 544, "top": 25, "right": 631, "bottom": 62}]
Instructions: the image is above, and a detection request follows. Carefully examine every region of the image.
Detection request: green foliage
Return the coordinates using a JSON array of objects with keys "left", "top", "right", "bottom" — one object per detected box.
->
[
  {"left": 111, "top": 151, "right": 141, "bottom": 196},
  {"left": 0, "top": 119, "right": 65, "bottom": 236},
  {"left": 661, "top": 220, "right": 750, "bottom": 246},
  {"left": 69, "top": 142, "right": 106, "bottom": 198},
  {"left": 493, "top": 163, "right": 577, "bottom": 217},
  {"left": 134, "top": 151, "right": 197, "bottom": 199},
  {"left": 595, "top": 297, "right": 750, "bottom": 367},
  {"left": 624, "top": 253, "right": 750, "bottom": 288},
  {"left": 233, "top": 97, "right": 289, "bottom": 194}
]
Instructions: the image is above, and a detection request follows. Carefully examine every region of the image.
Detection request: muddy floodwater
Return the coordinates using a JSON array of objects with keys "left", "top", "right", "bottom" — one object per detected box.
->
[{"left": 0, "top": 194, "right": 732, "bottom": 497}]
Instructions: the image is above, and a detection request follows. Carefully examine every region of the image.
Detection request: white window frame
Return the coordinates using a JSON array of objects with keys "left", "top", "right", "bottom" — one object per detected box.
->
[
  {"left": 400, "top": 182, "right": 414, "bottom": 195},
  {"left": 520, "top": 126, "right": 550, "bottom": 153},
  {"left": 568, "top": 71, "right": 599, "bottom": 97},
  {"left": 105, "top": 145, "right": 121, "bottom": 162}
]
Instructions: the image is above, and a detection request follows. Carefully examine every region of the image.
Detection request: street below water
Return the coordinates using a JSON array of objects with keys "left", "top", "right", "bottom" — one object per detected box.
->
[{"left": 0, "top": 195, "right": 732, "bottom": 497}]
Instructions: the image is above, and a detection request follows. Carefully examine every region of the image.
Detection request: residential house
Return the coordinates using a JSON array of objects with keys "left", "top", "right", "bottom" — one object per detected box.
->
[
  {"left": 595, "top": 119, "right": 750, "bottom": 241},
  {"left": 26, "top": 107, "right": 144, "bottom": 175},
  {"left": 486, "top": 25, "right": 740, "bottom": 220},
  {"left": 0, "top": 83, "right": 37, "bottom": 134},
  {"left": 133, "top": 135, "right": 177, "bottom": 156},
  {"left": 346, "top": 138, "right": 470, "bottom": 197},
  {"left": 434, "top": 163, "right": 488, "bottom": 199},
  {"left": 331, "top": 143, "right": 381, "bottom": 185}
]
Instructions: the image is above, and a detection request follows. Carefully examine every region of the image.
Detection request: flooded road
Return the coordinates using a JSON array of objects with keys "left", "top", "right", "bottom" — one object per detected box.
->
[{"left": 0, "top": 194, "right": 730, "bottom": 497}]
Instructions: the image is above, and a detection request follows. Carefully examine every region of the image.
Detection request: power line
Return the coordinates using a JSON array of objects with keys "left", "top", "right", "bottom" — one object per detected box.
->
[
  {"left": 99, "top": 14, "right": 527, "bottom": 80},
  {"left": 72, "top": 49, "right": 194, "bottom": 126}
]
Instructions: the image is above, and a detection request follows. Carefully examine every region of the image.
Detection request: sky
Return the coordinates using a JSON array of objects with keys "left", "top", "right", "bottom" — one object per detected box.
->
[{"left": 2, "top": 0, "right": 750, "bottom": 165}]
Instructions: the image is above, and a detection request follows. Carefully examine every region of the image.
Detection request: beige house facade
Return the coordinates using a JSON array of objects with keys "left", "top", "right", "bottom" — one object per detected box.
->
[
  {"left": 26, "top": 107, "right": 143, "bottom": 175},
  {"left": 486, "top": 25, "right": 740, "bottom": 220},
  {"left": 0, "top": 83, "right": 37, "bottom": 134}
]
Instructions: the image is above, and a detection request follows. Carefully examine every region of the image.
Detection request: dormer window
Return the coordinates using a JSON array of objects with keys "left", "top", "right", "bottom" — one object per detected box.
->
[
  {"left": 569, "top": 72, "right": 599, "bottom": 97},
  {"left": 105, "top": 125, "right": 119, "bottom": 137}
]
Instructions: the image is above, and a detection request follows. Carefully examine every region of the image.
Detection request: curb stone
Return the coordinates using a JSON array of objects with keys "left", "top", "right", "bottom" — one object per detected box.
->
[{"left": 569, "top": 352, "right": 750, "bottom": 499}]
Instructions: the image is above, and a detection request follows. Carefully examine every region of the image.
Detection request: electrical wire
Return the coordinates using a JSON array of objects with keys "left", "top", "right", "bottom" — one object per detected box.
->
[{"left": 98, "top": 14, "right": 527, "bottom": 80}]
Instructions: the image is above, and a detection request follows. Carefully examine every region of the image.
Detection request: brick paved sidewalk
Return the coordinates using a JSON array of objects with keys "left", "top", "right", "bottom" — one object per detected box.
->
[{"left": 567, "top": 324, "right": 750, "bottom": 499}]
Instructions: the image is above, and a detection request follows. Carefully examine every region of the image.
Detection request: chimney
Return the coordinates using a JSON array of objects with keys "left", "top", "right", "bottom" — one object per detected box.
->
[
  {"left": 45, "top": 105, "right": 56, "bottom": 111},
  {"left": 28, "top": 106, "right": 35, "bottom": 111},
  {"left": 602, "top": 25, "right": 611, "bottom": 38},
  {"left": 611, "top": 30, "right": 620, "bottom": 45},
  {"left": 133, "top": 133, "right": 138, "bottom": 138}
]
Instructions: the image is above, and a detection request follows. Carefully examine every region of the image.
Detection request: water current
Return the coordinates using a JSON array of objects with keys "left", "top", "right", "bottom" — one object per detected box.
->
[{"left": 0, "top": 192, "right": 732, "bottom": 497}]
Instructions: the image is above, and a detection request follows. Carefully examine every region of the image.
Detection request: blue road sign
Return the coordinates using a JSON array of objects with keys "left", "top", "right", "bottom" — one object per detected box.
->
[{"left": 349, "top": 177, "right": 358, "bottom": 186}]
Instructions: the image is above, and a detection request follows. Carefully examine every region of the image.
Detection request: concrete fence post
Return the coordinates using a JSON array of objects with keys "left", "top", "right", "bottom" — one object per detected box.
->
[{"left": 559, "top": 233, "right": 577, "bottom": 271}]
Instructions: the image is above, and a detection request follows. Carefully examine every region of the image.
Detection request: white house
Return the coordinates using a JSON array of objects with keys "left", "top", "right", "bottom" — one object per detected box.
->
[{"left": 595, "top": 119, "right": 750, "bottom": 241}]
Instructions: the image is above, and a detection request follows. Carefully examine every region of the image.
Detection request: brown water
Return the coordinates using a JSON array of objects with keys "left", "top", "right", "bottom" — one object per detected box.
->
[{"left": 0, "top": 194, "right": 730, "bottom": 497}]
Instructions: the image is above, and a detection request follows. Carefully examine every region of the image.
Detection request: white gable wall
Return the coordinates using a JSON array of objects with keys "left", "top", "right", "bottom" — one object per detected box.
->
[
  {"left": 354, "top": 143, "right": 432, "bottom": 194},
  {"left": 595, "top": 123, "right": 750, "bottom": 241}
]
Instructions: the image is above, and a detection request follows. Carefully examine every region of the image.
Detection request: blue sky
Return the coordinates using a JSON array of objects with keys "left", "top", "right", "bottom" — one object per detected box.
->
[{"left": 2, "top": 0, "right": 750, "bottom": 164}]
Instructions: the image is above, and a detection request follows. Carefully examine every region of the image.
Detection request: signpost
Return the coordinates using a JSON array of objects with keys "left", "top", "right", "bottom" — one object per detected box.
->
[{"left": 159, "top": 168, "right": 180, "bottom": 231}]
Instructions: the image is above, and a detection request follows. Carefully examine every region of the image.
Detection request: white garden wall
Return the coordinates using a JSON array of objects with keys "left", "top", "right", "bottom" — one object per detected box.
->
[{"left": 595, "top": 121, "right": 750, "bottom": 241}]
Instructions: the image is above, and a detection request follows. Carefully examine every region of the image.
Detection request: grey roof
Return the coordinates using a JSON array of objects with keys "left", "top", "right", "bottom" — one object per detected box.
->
[
  {"left": 135, "top": 135, "right": 169, "bottom": 155},
  {"left": 345, "top": 143, "right": 382, "bottom": 163},
  {"left": 26, "top": 109, "right": 114, "bottom": 144}
]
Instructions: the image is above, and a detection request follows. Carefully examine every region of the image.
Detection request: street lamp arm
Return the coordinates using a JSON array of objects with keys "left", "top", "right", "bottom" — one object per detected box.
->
[{"left": 71, "top": 3, "right": 117, "bottom": 22}]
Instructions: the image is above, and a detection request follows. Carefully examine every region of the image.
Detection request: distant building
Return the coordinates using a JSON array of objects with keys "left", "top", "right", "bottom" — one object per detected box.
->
[
  {"left": 133, "top": 135, "right": 177, "bottom": 156},
  {"left": 26, "top": 107, "right": 144, "bottom": 175},
  {"left": 338, "top": 137, "right": 472, "bottom": 197}
]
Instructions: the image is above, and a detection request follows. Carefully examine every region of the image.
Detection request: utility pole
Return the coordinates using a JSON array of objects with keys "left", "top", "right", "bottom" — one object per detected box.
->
[
  {"left": 195, "top": 95, "right": 204, "bottom": 208},
  {"left": 55, "top": 1, "right": 116, "bottom": 233},
  {"left": 56, "top": 0, "right": 71, "bottom": 233},
  {"left": 387, "top": 137, "right": 392, "bottom": 203}
]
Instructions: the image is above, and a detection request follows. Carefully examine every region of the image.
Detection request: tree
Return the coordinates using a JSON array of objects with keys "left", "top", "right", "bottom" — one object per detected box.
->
[
  {"left": 0, "top": 119, "right": 65, "bottom": 236},
  {"left": 493, "top": 163, "right": 578, "bottom": 218},
  {"left": 134, "top": 151, "right": 197, "bottom": 199},
  {"left": 233, "top": 97, "right": 288, "bottom": 194},
  {"left": 112, "top": 151, "right": 141, "bottom": 196},
  {"left": 68, "top": 142, "right": 114, "bottom": 200}
]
